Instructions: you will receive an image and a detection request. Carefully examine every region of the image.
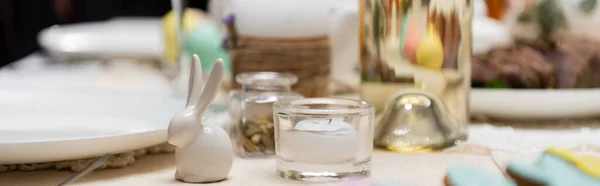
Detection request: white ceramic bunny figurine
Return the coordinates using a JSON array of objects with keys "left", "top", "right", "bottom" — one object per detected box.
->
[{"left": 167, "top": 54, "right": 233, "bottom": 183}]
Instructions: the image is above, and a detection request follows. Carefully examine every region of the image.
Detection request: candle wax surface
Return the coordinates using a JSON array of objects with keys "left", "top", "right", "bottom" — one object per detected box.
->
[
  {"left": 278, "top": 118, "right": 359, "bottom": 164},
  {"left": 294, "top": 118, "right": 355, "bottom": 134}
]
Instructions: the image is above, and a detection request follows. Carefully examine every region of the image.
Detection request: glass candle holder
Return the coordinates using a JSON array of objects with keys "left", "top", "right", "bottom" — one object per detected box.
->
[{"left": 273, "top": 98, "right": 375, "bottom": 182}]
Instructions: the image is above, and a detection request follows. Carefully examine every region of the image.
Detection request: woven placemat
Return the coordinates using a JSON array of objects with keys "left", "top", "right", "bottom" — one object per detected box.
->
[{"left": 0, "top": 143, "right": 175, "bottom": 173}]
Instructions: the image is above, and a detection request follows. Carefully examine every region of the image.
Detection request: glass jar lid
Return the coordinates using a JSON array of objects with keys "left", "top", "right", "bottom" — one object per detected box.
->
[{"left": 236, "top": 72, "right": 298, "bottom": 86}]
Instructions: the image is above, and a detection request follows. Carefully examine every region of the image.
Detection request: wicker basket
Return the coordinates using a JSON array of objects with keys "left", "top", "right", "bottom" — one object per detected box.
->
[{"left": 229, "top": 36, "right": 331, "bottom": 97}]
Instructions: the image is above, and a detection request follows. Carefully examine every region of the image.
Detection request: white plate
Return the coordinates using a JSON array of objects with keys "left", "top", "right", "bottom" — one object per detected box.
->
[
  {"left": 0, "top": 90, "right": 185, "bottom": 164},
  {"left": 471, "top": 88, "right": 600, "bottom": 120},
  {"left": 38, "top": 17, "right": 162, "bottom": 59}
]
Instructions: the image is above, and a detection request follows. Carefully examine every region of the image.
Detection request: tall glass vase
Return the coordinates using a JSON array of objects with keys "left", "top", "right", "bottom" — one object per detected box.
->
[
  {"left": 171, "top": 0, "right": 187, "bottom": 67},
  {"left": 170, "top": 0, "right": 192, "bottom": 97},
  {"left": 360, "top": 0, "right": 472, "bottom": 152}
]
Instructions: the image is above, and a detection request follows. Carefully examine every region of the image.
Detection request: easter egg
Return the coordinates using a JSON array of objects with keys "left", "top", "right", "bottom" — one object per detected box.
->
[
  {"left": 401, "top": 17, "right": 421, "bottom": 64},
  {"left": 162, "top": 8, "right": 231, "bottom": 74},
  {"left": 162, "top": 8, "right": 205, "bottom": 63},
  {"left": 416, "top": 25, "right": 444, "bottom": 70},
  {"left": 163, "top": 8, "right": 206, "bottom": 65},
  {"left": 546, "top": 147, "right": 600, "bottom": 179},
  {"left": 185, "top": 22, "right": 231, "bottom": 74},
  {"left": 163, "top": 8, "right": 204, "bottom": 33}
]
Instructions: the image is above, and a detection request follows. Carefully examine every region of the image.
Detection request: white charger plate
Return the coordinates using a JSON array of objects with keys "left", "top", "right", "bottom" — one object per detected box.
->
[
  {"left": 0, "top": 90, "right": 185, "bottom": 164},
  {"left": 471, "top": 88, "right": 600, "bottom": 120},
  {"left": 38, "top": 17, "right": 162, "bottom": 59}
]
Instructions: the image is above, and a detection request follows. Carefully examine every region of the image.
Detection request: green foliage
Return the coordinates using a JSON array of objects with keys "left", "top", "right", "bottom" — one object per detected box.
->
[
  {"left": 485, "top": 79, "right": 507, "bottom": 89},
  {"left": 517, "top": 11, "right": 536, "bottom": 23},
  {"left": 536, "top": 0, "right": 568, "bottom": 41},
  {"left": 580, "top": 0, "right": 598, "bottom": 14},
  {"left": 517, "top": 0, "right": 569, "bottom": 43}
]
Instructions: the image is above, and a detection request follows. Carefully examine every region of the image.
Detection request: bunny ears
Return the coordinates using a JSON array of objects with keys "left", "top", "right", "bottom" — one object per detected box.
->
[
  {"left": 186, "top": 54, "right": 225, "bottom": 117},
  {"left": 167, "top": 55, "right": 224, "bottom": 147}
]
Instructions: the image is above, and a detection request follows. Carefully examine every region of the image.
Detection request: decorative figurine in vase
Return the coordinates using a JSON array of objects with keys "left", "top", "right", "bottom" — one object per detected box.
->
[
  {"left": 360, "top": 0, "right": 472, "bottom": 152},
  {"left": 167, "top": 54, "right": 233, "bottom": 183}
]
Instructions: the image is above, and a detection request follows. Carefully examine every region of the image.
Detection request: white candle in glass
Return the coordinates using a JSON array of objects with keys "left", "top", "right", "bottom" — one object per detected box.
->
[{"left": 278, "top": 118, "right": 358, "bottom": 164}]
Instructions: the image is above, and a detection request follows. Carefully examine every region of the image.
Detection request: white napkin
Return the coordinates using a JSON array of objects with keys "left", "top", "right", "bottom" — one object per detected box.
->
[{"left": 463, "top": 124, "right": 600, "bottom": 153}]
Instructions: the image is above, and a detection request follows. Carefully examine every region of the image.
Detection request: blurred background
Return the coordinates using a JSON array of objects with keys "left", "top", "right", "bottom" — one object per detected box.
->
[
  {"left": 0, "top": 0, "right": 209, "bottom": 66},
  {"left": 1, "top": 0, "right": 600, "bottom": 130}
]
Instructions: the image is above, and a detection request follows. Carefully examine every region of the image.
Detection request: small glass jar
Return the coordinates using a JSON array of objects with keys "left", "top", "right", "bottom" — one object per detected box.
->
[
  {"left": 228, "top": 72, "right": 303, "bottom": 157},
  {"left": 273, "top": 98, "right": 375, "bottom": 182}
]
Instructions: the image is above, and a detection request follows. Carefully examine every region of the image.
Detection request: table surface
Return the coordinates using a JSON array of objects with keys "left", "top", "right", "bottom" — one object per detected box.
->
[
  {"left": 0, "top": 151, "right": 502, "bottom": 186},
  {"left": 2, "top": 54, "right": 599, "bottom": 186}
]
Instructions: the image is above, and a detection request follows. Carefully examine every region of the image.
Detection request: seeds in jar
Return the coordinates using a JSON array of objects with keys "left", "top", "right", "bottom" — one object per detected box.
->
[{"left": 239, "top": 114, "right": 275, "bottom": 154}]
